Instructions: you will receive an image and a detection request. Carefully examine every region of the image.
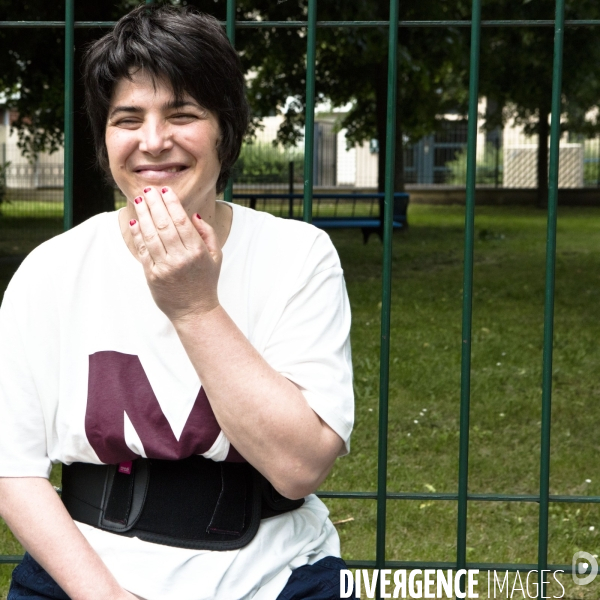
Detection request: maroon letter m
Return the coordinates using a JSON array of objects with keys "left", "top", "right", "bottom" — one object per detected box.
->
[{"left": 85, "top": 351, "right": 242, "bottom": 464}]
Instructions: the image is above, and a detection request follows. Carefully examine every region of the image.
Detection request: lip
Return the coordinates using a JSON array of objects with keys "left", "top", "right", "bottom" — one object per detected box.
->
[{"left": 133, "top": 163, "right": 190, "bottom": 182}]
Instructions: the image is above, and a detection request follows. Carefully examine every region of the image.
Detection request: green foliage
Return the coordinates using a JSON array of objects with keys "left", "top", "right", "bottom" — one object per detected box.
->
[
  {"left": 584, "top": 142, "right": 600, "bottom": 187},
  {"left": 237, "top": 0, "right": 471, "bottom": 189},
  {"left": 238, "top": 0, "right": 469, "bottom": 149},
  {"left": 0, "top": 0, "right": 223, "bottom": 160},
  {"left": 445, "top": 143, "right": 503, "bottom": 186},
  {"left": 479, "top": 0, "right": 600, "bottom": 137},
  {"left": 0, "top": 1, "right": 95, "bottom": 158},
  {"left": 234, "top": 143, "right": 304, "bottom": 184}
]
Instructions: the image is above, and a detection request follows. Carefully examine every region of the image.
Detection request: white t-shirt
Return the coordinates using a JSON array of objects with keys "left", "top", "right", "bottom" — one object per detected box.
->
[{"left": 0, "top": 203, "right": 354, "bottom": 600}]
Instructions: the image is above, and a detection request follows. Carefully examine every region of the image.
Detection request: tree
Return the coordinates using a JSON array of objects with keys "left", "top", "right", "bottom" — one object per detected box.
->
[
  {"left": 1, "top": 1, "right": 114, "bottom": 224},
  {"left": 0, "top": 0, "right": 224, "bottom": 225},
  {"left": 478, "top": 0, "right": 600, "bottom": 205},
  {"left": 7, "top": 0, "right": 596, "bottom": 219},
  {"left": 234, "top": 0, "right": 469, "bottom": 194},
  {"left": 2, "top": 0, "right": 469, "bottom": 222}
]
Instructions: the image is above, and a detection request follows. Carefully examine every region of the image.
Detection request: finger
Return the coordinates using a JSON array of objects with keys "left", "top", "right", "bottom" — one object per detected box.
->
[
  {"left": 140, "top": 186, "right": 185, "bottom": 256},
  {"left": 159, "top": 186, "right": 202, "bottom": 250},
  {"left": 128, "top": 217, "right": 153, "bottom": 269},
  {"left": 191, "top": 214, "right": 222, "bottom": 264},
  {"left": 132, "top": 193, "right": 167, "bottom": 263}
]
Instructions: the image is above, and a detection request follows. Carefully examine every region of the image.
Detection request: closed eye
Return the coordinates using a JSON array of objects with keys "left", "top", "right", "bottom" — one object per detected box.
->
[
  {"left": 111, "top": 118, "right": 142, "bottom": 128},
  {"left": 170, "top": 113, "right": 200, "bottom": 122}
]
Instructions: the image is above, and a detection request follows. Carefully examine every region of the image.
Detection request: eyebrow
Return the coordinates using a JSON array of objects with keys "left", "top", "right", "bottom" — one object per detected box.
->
[{"left": 108, "top": 100, "right": 201, "bottom": 120}]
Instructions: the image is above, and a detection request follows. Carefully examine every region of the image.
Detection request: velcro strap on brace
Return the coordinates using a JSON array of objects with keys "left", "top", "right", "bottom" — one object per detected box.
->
[{"left": 61, "top": 456, "right": 303, "bottom": 551}]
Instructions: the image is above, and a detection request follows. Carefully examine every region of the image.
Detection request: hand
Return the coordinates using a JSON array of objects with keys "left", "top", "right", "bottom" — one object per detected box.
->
[{"left": 129, "top": 186, "right": 222, "bottom": 322}]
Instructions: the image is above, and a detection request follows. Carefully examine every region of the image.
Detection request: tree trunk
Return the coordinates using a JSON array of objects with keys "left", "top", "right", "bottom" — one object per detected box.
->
[
  {"left": 72, "top": 29, "right": 115, "bottom": 226},
  {"left": 537, "top": 108, "right": 550, "bottom": 208},
  {"left": 375, "top": 63, "right": 387, "bottom": 196},
  {"left": 394, "top": 120, "right": 405, "bottom": 193}
]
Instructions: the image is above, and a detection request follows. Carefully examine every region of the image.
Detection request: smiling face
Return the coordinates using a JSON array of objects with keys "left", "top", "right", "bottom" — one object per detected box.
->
[{"left": 105, "top": 72, "right": 222, "bottom": 211}]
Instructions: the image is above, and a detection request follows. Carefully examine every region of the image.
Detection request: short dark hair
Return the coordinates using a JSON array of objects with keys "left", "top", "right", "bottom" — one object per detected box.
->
[{"left": 83, "top": 4, "right": 248, "bottom": 194}]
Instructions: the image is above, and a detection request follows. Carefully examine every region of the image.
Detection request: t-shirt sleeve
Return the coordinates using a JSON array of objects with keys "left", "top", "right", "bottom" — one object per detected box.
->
[
  {"left": 261, "top": 232, "right": 354, "bottom": 454},
  {"left": 0, "top": 280, "right": 52, "bottom": 478}
]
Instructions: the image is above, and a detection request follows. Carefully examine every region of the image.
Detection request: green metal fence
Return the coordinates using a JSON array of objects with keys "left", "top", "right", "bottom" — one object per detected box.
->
[{"left": 2, "top": 2, "right": 600, "bottom": 599}]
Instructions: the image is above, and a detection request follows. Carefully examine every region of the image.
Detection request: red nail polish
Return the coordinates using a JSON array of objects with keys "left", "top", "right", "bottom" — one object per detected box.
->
[
  {"left": 129, "top": 219, "right": 137, "bottom": 226},
  {"left": 161, "top": 187, "right": 168, "bottom": 194},
  {"left": 134, "top": 196, "right": 143, "bottom": 204},
  {"left": 143, "top": 187, "right": 151, "bottom": 193},
  {"left": 195, "top": 214, "right": 202, "bottom": 220}
]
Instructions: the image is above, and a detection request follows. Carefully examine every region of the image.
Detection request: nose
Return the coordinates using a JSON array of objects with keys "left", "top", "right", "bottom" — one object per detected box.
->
[{"left": 138, "top": 118, "right": 173, "bottom": 156}]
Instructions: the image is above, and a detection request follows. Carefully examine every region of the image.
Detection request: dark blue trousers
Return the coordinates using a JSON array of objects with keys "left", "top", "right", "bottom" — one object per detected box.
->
[{"left": 8, "top": 552, "right": 351, "bottom": 600}]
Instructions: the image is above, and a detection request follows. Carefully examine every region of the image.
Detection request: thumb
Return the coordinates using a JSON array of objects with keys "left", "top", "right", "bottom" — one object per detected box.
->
[{"left": 192, "top": 213, "right": 221, "bottom": 262}]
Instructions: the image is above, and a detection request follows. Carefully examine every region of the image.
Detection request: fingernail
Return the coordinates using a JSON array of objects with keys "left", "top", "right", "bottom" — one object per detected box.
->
[
  {"left": 143, "top": 187, "right": 151, "bottom": 193},
  {"left": 129, "top": 219, "right": 137, "bottom": 226},
  {"left": 195, "top": 214, "right": 202, "bottom": 220},
  {"left": 134, "top": 196, "right": 143, "bottom": 204},
  {"left": 161, "top": 187, "right": 168, "bottom": 194}
]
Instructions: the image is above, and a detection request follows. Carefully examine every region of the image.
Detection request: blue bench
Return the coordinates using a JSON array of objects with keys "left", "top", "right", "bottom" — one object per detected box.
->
[
  {"left": 232, "top": 192, "right": 409, "bottom": 242},
  {"left": 310, "top": 216, "right": 404, "bottom": 243},
  {"left": 310, "top": 217, "right": 405, "bottom": 229}
]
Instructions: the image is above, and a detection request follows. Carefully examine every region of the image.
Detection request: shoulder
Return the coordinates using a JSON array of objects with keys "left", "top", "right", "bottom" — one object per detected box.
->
[
  {"left": 228, "top": 203, "right": 341, "bottom": 276},
  {"left": 5, "top": 212, "right": 115, "bottom": 297}
]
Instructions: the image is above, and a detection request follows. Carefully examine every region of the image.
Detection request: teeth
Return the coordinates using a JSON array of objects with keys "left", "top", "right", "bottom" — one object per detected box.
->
[{"left": 138, "top": 167, "right": 183, "bottom": 173}]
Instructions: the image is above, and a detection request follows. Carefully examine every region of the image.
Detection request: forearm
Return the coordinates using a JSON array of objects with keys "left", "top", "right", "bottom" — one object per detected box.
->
[
  {"left": 127, "top": 189, "right": 345, "bottom": 498},
  {"left": 0, "top": 477, "right": 134, "bottom": 600},
  {"left": 174, "top": 306, "right": 344, "bottom": 499}
]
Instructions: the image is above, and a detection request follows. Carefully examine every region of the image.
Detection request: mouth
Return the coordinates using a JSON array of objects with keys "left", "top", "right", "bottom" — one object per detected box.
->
[{"left": 133, "top": 164, "right": 189, "bottom": 178}]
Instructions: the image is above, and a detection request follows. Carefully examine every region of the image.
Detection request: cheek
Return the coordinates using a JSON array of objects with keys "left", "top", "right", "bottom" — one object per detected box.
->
[
  {"left": 185, "top": 124, "right": 221, "bottom": 161},
  {"left": 105, "top": 132, "right": 134, "bottom": 169}
]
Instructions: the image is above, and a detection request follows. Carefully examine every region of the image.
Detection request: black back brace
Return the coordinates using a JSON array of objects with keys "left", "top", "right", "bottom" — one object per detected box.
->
[{"left": 61, "top": 456, "right": 304, "bottom": 551}]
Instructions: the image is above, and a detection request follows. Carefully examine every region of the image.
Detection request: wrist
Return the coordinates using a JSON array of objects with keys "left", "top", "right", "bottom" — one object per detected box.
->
[{"left": 171, "top": 302, "right": 223, "bottom": 330}]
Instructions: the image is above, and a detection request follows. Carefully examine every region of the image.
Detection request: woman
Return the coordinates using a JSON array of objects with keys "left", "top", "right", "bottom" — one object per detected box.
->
[{"left": 0, "top": 5, "right": 353, "bottom": 600}]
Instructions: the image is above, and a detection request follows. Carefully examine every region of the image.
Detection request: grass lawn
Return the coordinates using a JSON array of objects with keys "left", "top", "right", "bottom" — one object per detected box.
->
[{"left": 1, "top": 203, "right": 599, "bottom": 599}]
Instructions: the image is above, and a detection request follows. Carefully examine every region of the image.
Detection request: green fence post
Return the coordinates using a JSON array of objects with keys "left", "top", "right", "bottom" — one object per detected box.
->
[
  {"left": 302, "top": 0, "right": 317, "bottom": 223},
  {"left": 456, "top": 0, "right": 481, "bottom": 592},
  {"left": 226, "top": 0, "right": 236, "bottom": 53},
  {"left": 223, "top": 0, "right": 235, "bottom": 203},
  {"left": 376, "top": 1, "right": 399, "bottom": 596},
  {"left": 538, "top": 0, "right": 565, "bottom": 597},
  {"left": 63, "top": 0, "right": 74, "bottom": 231}
]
